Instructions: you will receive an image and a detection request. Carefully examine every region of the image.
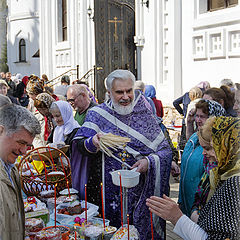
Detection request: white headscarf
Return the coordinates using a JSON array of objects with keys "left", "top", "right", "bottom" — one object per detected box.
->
[{"left": 52, "top": 101, "right": 80, "bottom": 143}]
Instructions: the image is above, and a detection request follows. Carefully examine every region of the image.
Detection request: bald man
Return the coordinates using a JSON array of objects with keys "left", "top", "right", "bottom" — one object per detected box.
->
[{"left": 67, "top": 84, "right": 97, "bottom": 125}]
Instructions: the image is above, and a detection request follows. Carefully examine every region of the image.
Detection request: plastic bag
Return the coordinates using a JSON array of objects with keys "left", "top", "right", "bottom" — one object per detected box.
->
[
  {"left": 24, "top": 197, "right": 47, "bottom": 212},
  {"left": 50, "top": 200, "right": 99, "bottom": 224},
  {"left": 84, "top": 225, "right": 104, "bottom": 238}
]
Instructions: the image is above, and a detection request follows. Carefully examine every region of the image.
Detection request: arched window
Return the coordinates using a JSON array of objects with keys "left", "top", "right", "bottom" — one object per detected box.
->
[
  {"left": 62, "top": 0, "right": 67, "bottom": 41},
  {"left": 19, "top": 38, "right": 26, "bottom": 62}
]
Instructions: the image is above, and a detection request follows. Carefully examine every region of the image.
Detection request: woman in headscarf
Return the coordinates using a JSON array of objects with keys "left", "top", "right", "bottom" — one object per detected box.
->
[
  {"left": 34, "top": 93, "right": 56, "bottom": 142},
  {"left": 147, "top": 116, "right": 240, "bottom": 240},
  {"left": 178, "top": 99, "right": 226, "bottom": 217},
  {"left": 145, "top": 85, "right": 164, "bottom": 118},
  {"left": 26, "top": 76, "right": 45, "bottom": 147},
  {"left": 49, "top": 101, "right": 80, "bottom": 147},
  {"left": 190, "top": 117, "right": 218, "bottom": 222},
  {"left": 203, "top": 86, "right": 236, "bottom": 117},
  {"left": 15, "top": 76, "right": 29, "bottom": 106}
]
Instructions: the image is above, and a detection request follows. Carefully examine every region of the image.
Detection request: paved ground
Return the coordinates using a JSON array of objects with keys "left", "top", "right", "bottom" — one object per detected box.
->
[{"left": 166, "top": 176, "right": 183, "bottom": 240}]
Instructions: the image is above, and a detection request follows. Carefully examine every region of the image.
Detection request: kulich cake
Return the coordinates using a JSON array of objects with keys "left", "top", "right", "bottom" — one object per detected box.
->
[
  {"left": 110, "top": 225, "right": 139, "bottom": 240},
  {"left": 40, "top": 190, "right": 55, "bottom": 198},
  {"left": 57, "top": 204, "right": 84, "bottom": 215},
  {"left": 25, "top": 217, "right": 45, "bottom": 233},
  {"left": 33, "top": 228, "right": 61, "bottom": 240}
]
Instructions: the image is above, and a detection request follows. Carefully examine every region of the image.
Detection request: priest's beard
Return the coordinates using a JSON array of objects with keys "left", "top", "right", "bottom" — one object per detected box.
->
[{"left": 110, "top": 94, "right": 135, "bottom": 115}]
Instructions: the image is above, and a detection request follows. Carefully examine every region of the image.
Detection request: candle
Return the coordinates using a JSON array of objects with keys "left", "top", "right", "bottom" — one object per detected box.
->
[
  {"left": 118, "top": 172, "right": 123, "bottom": 228},
  {"left": 127, "top": 214, "right": 130, "bottom": 240},
  {"left": 59, "top": 154, "right": 71, "bottom": 197},
  {"left": 66, "top": 181, "right": 71, "bottom": 198},
  {"left": 75, "top": 230, "right": 77, "bottom": 240},
  {"left": 42, "top": 161, "right": 48, "bottom": 191},
  {"left": 48, "top": 146, "right": 57, "bottom": 171},
  {"left": 54, "top": 184, "right": 57, "bottom": 228},
  {"left": 85, "top": 184, "right": 87, "bottom": 223},
  {"left": 150, "top": 211, "right": 154, "bottom": 240},
  {"left": 101, "top": 183, "right": 105, "bottom": 228}
]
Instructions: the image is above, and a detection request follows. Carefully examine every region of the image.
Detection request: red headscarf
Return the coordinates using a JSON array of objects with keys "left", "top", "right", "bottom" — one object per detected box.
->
[{"left": 22, "top": 76, "right": 29, "bottom": 86}]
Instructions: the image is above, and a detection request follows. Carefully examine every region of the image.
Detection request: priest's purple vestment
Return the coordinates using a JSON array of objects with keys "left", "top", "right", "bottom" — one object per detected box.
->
[{"left": 71, "top": 92, "right": 172, "bottom": 239}]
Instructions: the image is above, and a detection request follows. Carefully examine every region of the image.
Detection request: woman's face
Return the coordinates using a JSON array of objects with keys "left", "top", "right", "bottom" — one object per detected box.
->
[
  {"left": 195, "top": 108, "right": 208, "bottom": 128},
  {"left": 51, "top": 109, "right": 64, "bottom": 126},
  {"left": 199, "top": 138, "right": 217, "bottom": 163},
  {"left": 233, "top": 90, "right": 240, "bottom": 117},
  {"left": 28, "top": 93, "right": 37, "bottom": 100},
  {"left": 37, "top": 107, "right": 50, "bottom": 117},
  {"left": 0, "top": 85, "right": 8, "bottom": 96}
]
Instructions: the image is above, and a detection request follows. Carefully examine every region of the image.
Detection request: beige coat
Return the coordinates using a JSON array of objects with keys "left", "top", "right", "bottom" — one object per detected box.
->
[{"left": 0, "top": 160, "right": 25, "bottom": 240}]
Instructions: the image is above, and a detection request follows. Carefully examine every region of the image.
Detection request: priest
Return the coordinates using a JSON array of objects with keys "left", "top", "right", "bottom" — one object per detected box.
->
[{"left": 71, "top": 69, "right": 172, "bottom": 240}]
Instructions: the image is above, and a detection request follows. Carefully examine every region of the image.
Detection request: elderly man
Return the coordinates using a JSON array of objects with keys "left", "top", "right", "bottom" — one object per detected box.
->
[
  {"left": 5, "top": 72, "right": 16, "bottom": 97},
  {"left": 0, "top": 104, "right": 41, "bottom": 240},
  {"left": 67, "top": 84, "right": 97, "bottom": 125},
  {"left": 71, "top": 70, "right": 172, "bottom": 240}
]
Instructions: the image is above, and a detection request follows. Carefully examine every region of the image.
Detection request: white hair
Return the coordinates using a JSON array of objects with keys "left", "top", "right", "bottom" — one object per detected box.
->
[
  {"left": 106, "top": 69, "right": 135, "bottom": 90},
  {"left": 220, "top": 78, "right": 234, "bottom": 88}
]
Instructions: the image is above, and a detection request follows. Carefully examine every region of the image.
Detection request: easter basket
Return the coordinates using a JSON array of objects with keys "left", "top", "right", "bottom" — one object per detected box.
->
[{"left": 18, "top": 146, "right": 72, "bottom": 197}]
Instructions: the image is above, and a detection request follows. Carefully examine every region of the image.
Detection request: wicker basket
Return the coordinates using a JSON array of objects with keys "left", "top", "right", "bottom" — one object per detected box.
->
[{"left": 18, "top": 146, "right": 72, "bottom": 197}]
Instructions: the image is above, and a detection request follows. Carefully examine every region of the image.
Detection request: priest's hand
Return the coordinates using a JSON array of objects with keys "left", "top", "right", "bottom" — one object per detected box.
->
[
  {"left": 92, "top": 132, "right": 103, "bottom": 149},
  {"left": 146, "top": 194, "right": 183, "bottom": 226},
  {"left": 132, "top": 158, "right": 148, "bottom": 173},
  {"left": 187, "top": 108, "right": 196, "bottom": 125}
]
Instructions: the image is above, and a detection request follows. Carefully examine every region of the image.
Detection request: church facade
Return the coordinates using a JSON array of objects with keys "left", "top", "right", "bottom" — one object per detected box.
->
[
  {"left": 181, "top": 0, "right": 240, "bottom": 92},
  {"left": 6, "top": 0, "right": 40, "bottom": 77},
  {"left": 4, "top": 0, "right": 240, "bottom": 104}
]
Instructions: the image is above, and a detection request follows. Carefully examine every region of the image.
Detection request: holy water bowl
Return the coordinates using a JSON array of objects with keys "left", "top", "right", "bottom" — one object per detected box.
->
[{"left": 110, "top": 170, "right": 140, "bottom": 188}]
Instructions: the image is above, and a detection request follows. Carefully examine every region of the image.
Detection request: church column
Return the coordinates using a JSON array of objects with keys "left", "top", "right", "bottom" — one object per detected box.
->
[
  {"left": 0, "top": 0, "right": 7, "bottom": 71},
  {"left": 134, "top": 0, "right": 145, "bottom": 80}
]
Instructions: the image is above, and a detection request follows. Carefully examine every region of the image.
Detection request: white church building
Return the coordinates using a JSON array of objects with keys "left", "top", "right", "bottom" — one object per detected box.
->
[
  {"left": 6, "top": 0, "right": 40, "bottom": 77},
  {"left": 3, "top": 0, "right": 240, "bottom": 104}
]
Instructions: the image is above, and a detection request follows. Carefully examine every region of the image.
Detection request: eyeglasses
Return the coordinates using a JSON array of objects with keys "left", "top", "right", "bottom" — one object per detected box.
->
[{"left": 67, "top": 93, "right": 82, "bottom": 104}]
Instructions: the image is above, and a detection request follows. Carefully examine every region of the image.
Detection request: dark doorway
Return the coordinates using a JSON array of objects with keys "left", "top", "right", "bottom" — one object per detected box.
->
[{"left": 94, "top": 0, "right": 135, "bottom": 103}]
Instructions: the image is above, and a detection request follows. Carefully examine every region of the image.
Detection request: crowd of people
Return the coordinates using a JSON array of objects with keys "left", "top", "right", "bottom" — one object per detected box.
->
[{"left": 0, "top": 69, "right": 240, "bottom": 239}]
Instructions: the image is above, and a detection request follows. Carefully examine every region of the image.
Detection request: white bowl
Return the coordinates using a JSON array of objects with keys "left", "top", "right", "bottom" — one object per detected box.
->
[{"left": 110, "top": 170, "right": 140, "bottom": 188}]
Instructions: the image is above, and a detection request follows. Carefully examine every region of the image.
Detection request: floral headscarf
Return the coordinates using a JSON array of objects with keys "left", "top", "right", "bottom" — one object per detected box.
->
[
  {"left": 193, "top": 117, "right": 240, "bottom": 211},
  {"left": 35, "top": 93, "right": 55, "bottom": 109},
  {"left": 26, "top": 76, "right": 44, "bottom": 95},
  {"left": 211, "top": 117, "right": 240, "bottom": 186},
  {"left": 205, "top": 99, "right": 226, "bottom": 117}
]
